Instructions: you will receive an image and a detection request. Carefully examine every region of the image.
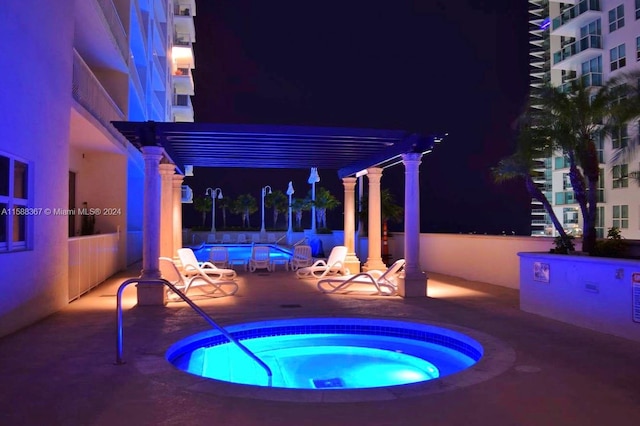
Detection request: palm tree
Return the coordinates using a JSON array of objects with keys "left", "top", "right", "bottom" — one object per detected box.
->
[
  {"left": 231, "top": 194, "right": 258, "bottom": 228},
  {"left": 492, "top": 115, "right": 573, "bottom": 251},
  {"left": 524, "top": 73, "right": 640, "bottom": 253},
  {"left": 217, "top": 197, "right": 230, "bottom": 230},
  {"left": 291, "top": 198, "right": 310, "bottom": 229},
  {"left": 308, "top": 187, "right": 341, "bottom": 229},
  {"left": 264, "top": 190, "right": 288, "bottom": 228},
  {"left": 193, "top": 196, "right": 212, "bottom": 227}
]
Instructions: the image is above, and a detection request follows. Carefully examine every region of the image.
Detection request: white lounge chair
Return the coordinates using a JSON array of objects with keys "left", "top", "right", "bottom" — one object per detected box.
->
[
  {"left": 296, "top": 245, "right": 348, "bottom": 279},
  {"left": 251, "top": 233, "right": 261, "bottom": 244},
  {"left": 249, "top": 246, "right": 271, "bottom": 272},
  {"left": 208, "top": 246, "right": 229, "bottom": 269},
  {"left": 159, "top": 257, "right": 238, "bottom": 298},
  {"left": 237, "top": 233, "right": 248, "bottom": 244},
  {"left": 317, "top": 259, "right": 405, "bottom": 295},
  {"left": 221, "top": 234, "right": 232, "bottom": 244},
  {"left": 177, "top": 248, "right": 237, "bottom": 280},
  {"left": 206, "top": 233, "right": 217, "bottom": 244},
  {"left": 289, "top": 244, "right": 313, "bottom": 271},
  {"left": 267, "top": 233, "right": 277, "bottom": 244}
]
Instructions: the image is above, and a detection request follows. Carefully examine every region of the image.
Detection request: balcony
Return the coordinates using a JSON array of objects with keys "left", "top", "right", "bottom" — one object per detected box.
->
[
  {"left": 551, "top": 0, "right": 601, "bottom": 36},
  {"left": 172, "top": 94, "right": 194, "bottom": 122},
  {"left": 173, "top": 0, "right": 196, "bottom": 45},
  {"left": 552, "top": 34, "right": 601, "bottom": 70},
  {"left": 173, "top": 32, "right": 195, "bottom": 69},
  {"left": 173, "top": 67, "right": 195, "bottom": 95}
]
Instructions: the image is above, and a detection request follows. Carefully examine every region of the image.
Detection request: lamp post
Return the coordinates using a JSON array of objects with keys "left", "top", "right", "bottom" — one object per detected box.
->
[
  {"left": 308, "top": 167, "right": 320, "bottom": 233},
  {"left": 205, "top": 187, "right": 223, "bottom": 233},
  {"left": 286, "top": 181, "right": 294, "bottom": 244},
  {"left": 260, "top": 185, "right": 272, "bottom": 236}
]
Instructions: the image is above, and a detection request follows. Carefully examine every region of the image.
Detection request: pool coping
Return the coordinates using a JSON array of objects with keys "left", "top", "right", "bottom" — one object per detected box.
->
[{"left": 136, "top": 315, "right": 516, "bottom": 403}]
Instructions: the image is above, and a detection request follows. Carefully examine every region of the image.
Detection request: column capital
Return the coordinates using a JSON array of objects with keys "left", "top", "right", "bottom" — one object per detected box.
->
[
  {"left": 365, "top": 167, "right": 383, "bottom": 179},
  {"left": 172, "top": 174, "right": 185, "bottom": 186},
  {"left": 342, "top": 177, "right": 357, "bottom": 190},
  {"left": 141, "top": 145, "right": 164, "bottom": 159},
  {"left": 159, "top": 163, "right": 175, "bottom": 176}
]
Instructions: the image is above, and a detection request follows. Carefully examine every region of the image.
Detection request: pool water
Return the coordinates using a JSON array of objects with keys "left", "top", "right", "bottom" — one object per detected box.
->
[
  {"left": 166, "top": 318, "right": 483, "bottom": 390},
  {"left": 195, "top": 244, "right": 292, "bottom": 263}
]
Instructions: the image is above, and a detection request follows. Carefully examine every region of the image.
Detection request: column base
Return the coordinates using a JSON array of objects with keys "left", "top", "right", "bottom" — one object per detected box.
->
[
  {"left": 344, "top": 253, "right": 361, "bottom": 275},
  {"left": 363, "top": 258, "right": 387, "bottom": 272},
  {"left": 397, "top": 271, "right": 428, "bottom": 298},
  {"left": 136, "top": 280, "right": 167, "bottom": 306}
]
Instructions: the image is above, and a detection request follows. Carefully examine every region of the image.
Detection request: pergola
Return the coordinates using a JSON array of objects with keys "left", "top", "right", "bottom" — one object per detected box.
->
[{"left": 112, "top": 120, "right": 440, "bottom": 299}]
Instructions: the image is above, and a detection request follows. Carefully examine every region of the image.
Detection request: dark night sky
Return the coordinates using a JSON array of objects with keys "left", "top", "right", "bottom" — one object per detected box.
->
[{"left": 187, "top": 0, "right": 532, "bottom": 234}]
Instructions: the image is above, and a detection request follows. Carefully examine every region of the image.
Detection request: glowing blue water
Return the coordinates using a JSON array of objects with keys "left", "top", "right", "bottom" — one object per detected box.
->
[
  {"left": 196, "top": 244, "right": 292, "bottom": 263},
  {"left": 167, "top": 319, "right": 482, "bottom": 390}
]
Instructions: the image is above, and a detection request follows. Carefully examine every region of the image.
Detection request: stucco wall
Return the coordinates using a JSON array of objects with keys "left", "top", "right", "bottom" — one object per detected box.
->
[{"left": 0, "top": 1, "right": 75, "bottom": 337}]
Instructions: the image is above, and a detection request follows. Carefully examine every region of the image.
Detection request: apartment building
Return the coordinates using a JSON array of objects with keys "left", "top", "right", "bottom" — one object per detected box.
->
[
  {"left": 529, "top": 0, "right": 639, "bottom": 239},
  {"left": 0, "top": 0, "right": 195, "bottom": 337}
]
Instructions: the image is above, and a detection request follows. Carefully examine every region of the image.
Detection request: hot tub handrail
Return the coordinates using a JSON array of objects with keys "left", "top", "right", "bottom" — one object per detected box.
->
[{"left": 115, "top": 278, "right": 273, "bottom": 386}]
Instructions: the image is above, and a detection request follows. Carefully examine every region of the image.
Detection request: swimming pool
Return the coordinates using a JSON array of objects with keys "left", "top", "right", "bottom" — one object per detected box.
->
[
  {"left": 166, "top": 318, "right": 483, "bottom": 390},
  {"left": 195, "top": 244, "right": 292, "bottom": 264}
]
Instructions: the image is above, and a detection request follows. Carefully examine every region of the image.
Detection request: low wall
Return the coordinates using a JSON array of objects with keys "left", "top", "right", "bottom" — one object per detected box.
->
[
  {"left": 519, "top": 252, "right": 640, "bottom": 342},
  {"left": 384, "top": 233, "right": 557, "bottom": 289},
  {"left": 68, "top": 233, "right": 120, "bottom": 301}
]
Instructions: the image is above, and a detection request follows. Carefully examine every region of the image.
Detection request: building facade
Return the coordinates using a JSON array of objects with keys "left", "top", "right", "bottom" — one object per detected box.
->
[
  {"left": 529, "top": 0, "right": 640, "bottom": 239},
  {"left": 0, "top": 0, "right": 195, "bottom": 337}
]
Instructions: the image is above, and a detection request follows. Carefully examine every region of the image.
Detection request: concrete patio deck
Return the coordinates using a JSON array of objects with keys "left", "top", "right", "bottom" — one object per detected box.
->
[{"left": 1, "top": 264, "right": 639, "bottom": 426}]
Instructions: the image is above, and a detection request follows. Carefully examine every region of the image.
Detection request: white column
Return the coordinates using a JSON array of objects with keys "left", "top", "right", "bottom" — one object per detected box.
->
[
  {"left": 159, "top": 163, "right": 174, "bottom": 259},
  {"left": 138, "top": 146, "right": 165, "bottom": 305},
  {"left": 342, "top": 177, "right": 360, "bottom": 274},
  {"left": 172, "top": 174, "right": 184, "bottom": 259},
  {"left": 363, "top": 167, "right": 386, "bottom": 271},
  {"left": 398, "top": 152, "right": 427, "bottom": 297}
]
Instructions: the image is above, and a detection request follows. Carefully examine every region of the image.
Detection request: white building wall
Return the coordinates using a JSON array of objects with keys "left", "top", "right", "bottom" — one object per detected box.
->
[{"left": 0, "top": 0, "right": 75, "bottom": 336}]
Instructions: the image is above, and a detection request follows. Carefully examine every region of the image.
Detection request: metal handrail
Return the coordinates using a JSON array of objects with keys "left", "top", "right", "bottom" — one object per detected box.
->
[{"left": 115, "top": 278, "right": 273, "bottom": 386}]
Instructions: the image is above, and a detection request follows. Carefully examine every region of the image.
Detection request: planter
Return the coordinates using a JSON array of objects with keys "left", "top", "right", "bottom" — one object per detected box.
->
[{"left": 519, "top": 252, "right": 640, "bottom": 342}]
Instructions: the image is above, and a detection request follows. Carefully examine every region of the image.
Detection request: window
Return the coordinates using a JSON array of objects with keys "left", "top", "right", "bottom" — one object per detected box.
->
[
  {"left": 612, "top": 126, "right": 629, "bottom": 149},
  {"left": 595, "top": 134, "right": 604, "bottom": 163},
  {"left": 563, "top": 173, "right": 572, "bottom": 190},
  {"left": 612, "top": 205, "right": 629, "bottom": 229},
  {"left": 0, "top": 153, "right": 30, "bottom": 251},
  {"left": 596, "top": 206, "right": 605, "bottom": 238},
  {"left": 597, "top": 168, "right": 605, "bottom": 202},
  {"left": 554, "top": 155, "right": 570, "bottom": 169},
  {"left": 581, "top": 56, "right": 602, "bottom": 86},
  {"left": 612, "top": 164, "right": 628, "bottom": 188},
  {"left": 637, "top": 36, "right": 640, "bottom": 60},
  {"left": 609, "top": 4, "right": 625, "bottom": 32},
  {"left": 610, "top": 44, "right": 626, "bottom": 71},
  {"left": 636, "top": 0, "right": 640, "bottom": 19}
]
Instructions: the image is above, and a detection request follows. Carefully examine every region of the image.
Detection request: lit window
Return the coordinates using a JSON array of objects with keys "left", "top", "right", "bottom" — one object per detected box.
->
[
  {"left": 610, "top": 44, "right": 626, "bottom": 71},
  {"left": 612, "top": 164, "right": 628, "bottom": 188},
  {"left": 612, "top": 205, "right": 629, "bottom": 229},
  {"left": 0, "top": 153, "right": 30, "bottom": 251},
  {"left": 609, "top": 4, "right": 625, "bottom": 32}
]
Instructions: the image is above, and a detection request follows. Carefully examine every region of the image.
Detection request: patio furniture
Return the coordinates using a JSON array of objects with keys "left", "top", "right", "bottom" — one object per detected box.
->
[
  {"left": 317, "top": 259, "right": 405, "bottom": 296},
  {"left": 249, "top": 246, "right": 271, "bottom": 272},
  {"left": 159, "top": 257, "right": 238, "bottom": 298},
  {"left": 296, "top": 245, "right": 348, "bottom": 279},
  {"left": 177, "top": 248, "right": 237, "bottom": 280},
  {"left": 289, "top": 244, "right": 313, "bottom": 271},
  {"left": 208, "top": 246, "right": 229, "bottom": 268}
]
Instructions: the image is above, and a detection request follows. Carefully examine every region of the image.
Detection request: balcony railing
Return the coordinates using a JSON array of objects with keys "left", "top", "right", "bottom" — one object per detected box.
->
[
  {"left": 72, "top": 50, "right": 127, "bottom": 148},
  {"left": 95, "top": 0, "right": 128, "bottom": 64},
  {"left": 552, "top": 0, "right": 601, "bottom": 31},
  {"left": 553, "top": 34, "right": 601, "bottom": 65}
]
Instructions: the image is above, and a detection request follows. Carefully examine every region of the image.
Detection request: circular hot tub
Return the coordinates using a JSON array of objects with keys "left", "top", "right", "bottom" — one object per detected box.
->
[{"left": 166, "top": 318, "right": 483, "bottom": 390}]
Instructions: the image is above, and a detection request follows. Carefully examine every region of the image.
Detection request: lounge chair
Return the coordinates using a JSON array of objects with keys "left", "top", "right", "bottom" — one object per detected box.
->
[
  {"left": 206, "top": 233, "right": 217, "bottom": 244},
  {"left": 159, "top": 257, "right": 238, "bottom": 298},
  {"left": 177, "top": 248, "right": 237, "bottom": 280},
  {"left": 249, "top": 246, "right": 271, "bottom": 272},
  {"left": 296, "top": 245, "right": 348, "bottom": 279},
  {"left": 317, "top": 259, "right": 405, "bottom": 295},
  {"left": 208, "top": 246, "right": 229, "bottom": 268},
  {"left": 267, "top": 233, "right": 277, "bottom": 244},
  {"left": 289, "top": 244, "right": 313, "bottom": 271},
  {"left": 221, "top": 234, "right": 232, "bottom": 244},
  {"left": 237, "top": 233, "right": 247, "bottom": 244},
  {"left": 251, "top": 233, "right": 261, "bottom": 244}
]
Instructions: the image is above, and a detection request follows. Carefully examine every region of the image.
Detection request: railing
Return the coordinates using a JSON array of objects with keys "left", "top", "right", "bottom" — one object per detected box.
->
[
  {"left": 115, "top": 278, "right": 273, "bottom": 386},
  {"left": 552, "top": 0, "right": 600, "bottom": 31},
  {"left": 72, "top": 50, "right": 128, "bottom": 148},
  {"left": 553, "top": 34, "right": 602, "bottom": 65},
  {"left": 95, "top": 0, "right": 128, "bottom": 63}
]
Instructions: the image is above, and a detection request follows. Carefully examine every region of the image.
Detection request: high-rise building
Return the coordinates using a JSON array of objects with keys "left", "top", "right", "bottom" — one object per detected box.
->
[
  {"left": 528, "top": 0, "right": 639, "bottom": 239},
  {"left": 0, "top": 0, "right": 195, "bottom": 337}
]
